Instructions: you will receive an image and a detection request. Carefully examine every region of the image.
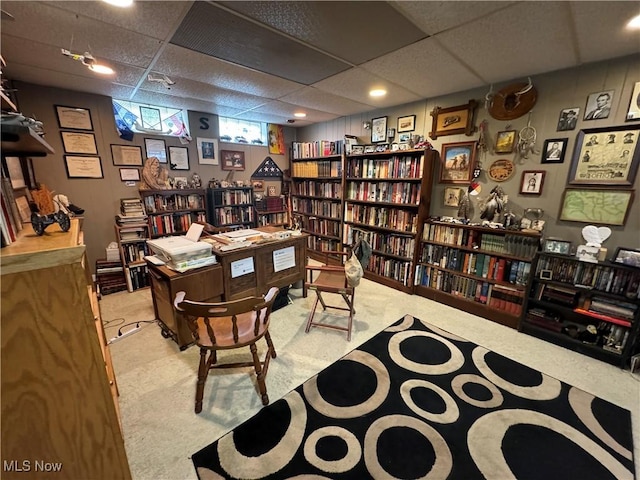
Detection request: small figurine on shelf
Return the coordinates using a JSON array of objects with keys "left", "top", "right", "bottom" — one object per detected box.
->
[
  {"left": 140, "top": 157, "right": 170, "bottom": 190},
  {"left": 191, "top": 172, "right": 202, "bottom": 189}
]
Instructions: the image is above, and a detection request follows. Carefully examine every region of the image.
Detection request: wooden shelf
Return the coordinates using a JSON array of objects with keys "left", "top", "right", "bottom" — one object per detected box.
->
[{"left": 1, "top": 122, "right": 55, "bottom": 156}]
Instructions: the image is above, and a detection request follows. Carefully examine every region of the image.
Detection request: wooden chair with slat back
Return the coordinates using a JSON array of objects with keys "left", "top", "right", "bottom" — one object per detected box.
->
[{"left": 174, "top": 287, "right": 279, "bottom": 414}]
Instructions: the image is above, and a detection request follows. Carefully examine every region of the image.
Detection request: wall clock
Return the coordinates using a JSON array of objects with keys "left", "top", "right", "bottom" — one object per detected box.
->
[{"left": 487, "top": 159, "right": 515, "bottom": 182}]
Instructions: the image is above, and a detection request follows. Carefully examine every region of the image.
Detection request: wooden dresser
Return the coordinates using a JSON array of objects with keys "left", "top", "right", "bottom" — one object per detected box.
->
[{"left": 0, "top": 219, "right": 131, "bottom": 479}]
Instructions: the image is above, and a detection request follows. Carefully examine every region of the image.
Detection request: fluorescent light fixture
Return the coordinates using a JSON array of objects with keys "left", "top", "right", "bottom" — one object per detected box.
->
[
  {"left": 293, "top": 112, "right": 307, "bottom": 118},
  {"left": 627, "top": 13, "right": 640, "bottom": 29},
  {"left": 369, "top": 88, "right": 387, "bottom": 97},
  {"left": 88, "top": 64, "right": 115, "bottom": 75},
  {"left": 103, "top": 0, "right": 133, "bottom": 6}
]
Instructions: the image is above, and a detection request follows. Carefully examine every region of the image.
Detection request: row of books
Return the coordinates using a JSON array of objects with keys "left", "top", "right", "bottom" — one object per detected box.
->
[
  {"left": 292, "top": 180, "right": 342, "bottom": 198},
  {"left": 414, "top": 265, "right": 525, "bottom": 314},
  {"left": 143, "top": 193, "right": 204, "bottom": 214},
  {"left": 366, "top": 255, "right": 412, "bottom": 287},
  {"left": 585, "top": 295, "right": 637, "bottom": 320},
  {"left": 212, "top": 206, "right": 254, "bottom": 226},
  {"left": 149, "top": 212, "right": 206, "bottom": 236},
  {"left": 306, "top": 236, "right": 340, "bottom": 252},
  {"left": 291, "top": 160, "right": 342, "bottom": 178},
  {"left": 345, "top": 155, "right": 424, "bottom": 179},
  {"left": 257, "top": 212, "right": 288, "bottom": 226},
  {"left": 419, "top": 245, "right": 532, "bottom": 286},
  {"left": 535, "top": 256, "right": 640, "bottom": 297},
  {"left": 125, "top": 264, "right": 150, "bottom": 292},
  {"left": 291, "top": 140, "right": 343, "bottom": 159},
  {"left": 95, "top": 259, "right": 127, "bottom": 296},
  {"left": 0, "top": 175, "right": 26, "bottom": 246},
  {"left": 121, "top": 240, "right": 149, "bottom": 264},
  {"left": 209, "top": 189, "right": 252, "bottom": 206},
  {"left": 306, "top": 217, "right": 341, "bottom": 238},
  {"left": 255, "top": 197, "right": 285, "bottom": 212},
  {"left": 533, "top": 283, "right": 579, "bottom": 307},
  {"left": 346, "top": 181, "right": 421, "bottom": 205},
  {"left": 292, "top": 198, "right": 341, "bottom": 218},
  {"left": 344, "top": 205, "right": 418, "bottom": 233},
  {"left": 344, "top": 226, "right": 415, "bottom": 259}
]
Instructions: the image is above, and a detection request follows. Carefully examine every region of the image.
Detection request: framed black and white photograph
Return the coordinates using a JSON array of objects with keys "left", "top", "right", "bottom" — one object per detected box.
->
[
  {"left": 626, "top": 81, "right": 640, "bottom": 121},
  {"left": 541, "top": 138, "right": 568, "bottom": 164},
  {"left": 371, "top": 116, "right": 387, "bottom": 143},
  {"left": 140, "top": 106, "right": 162, "bottom": 131},
  {"left": 168, "top": 146, "right": 190, "bottom": 170},
  {"left": 64, "top": 155, "right": 103, "bottom": 179},
  {"left": 556, "top": 108, "right": 579, "bottom": 131},
  {"left": 520, "top": 170, "right": 545, "bottom": 195},
  {"left": 397, "top": 115, "right": 416, "bottom": 133},
  {"left": 55, "top": 105, "right": 93, "bottom": 131},
  {"left": 197, "top": 137, "right": 219, "bottom": 165},
  {"left": 111, "top": 144, "right": 143, "bottom": 166},
  {"left": 61, "top": 131, "right": 97, "bottom": 155},
  {"left": 144, "top": 138, "right": 168, "bottom": 164},
  {"left": 119, "top": 168, "right": 140, "bottom": 182},
  {"left": 612, "top": 247, "right": 640, "bottom": 268},
  {"left": 584, "top": 90, "right": 614, "bottom": 120}
]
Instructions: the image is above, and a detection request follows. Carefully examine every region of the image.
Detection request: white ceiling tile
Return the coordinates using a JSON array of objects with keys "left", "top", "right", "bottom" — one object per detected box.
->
[
  {"left": 247, "top": 100, "right": 340, "bottom": 124},
  {"left": 279, "top": 87, "right": 373, "bottom": 116}
]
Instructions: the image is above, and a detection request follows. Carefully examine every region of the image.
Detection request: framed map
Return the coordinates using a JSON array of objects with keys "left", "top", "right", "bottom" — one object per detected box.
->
[{"left": 559, "top": 188, "right": 634, "bottom": 226}]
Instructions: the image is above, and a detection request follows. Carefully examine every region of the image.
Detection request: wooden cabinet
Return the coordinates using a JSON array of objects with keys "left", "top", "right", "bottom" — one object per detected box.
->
[
  {"left": 146, "top": 262, "right": 224, "bottom": 350},
  {"left": 414, "top": 221, "right": 540, "bottom": 329},
  {"left": 520, "top": 252, "right": 640, "bottom": 367},
  {"left": 343, "top": 148, "right": 435, "bottom": 293},
  {"left": 290, "top": 153, "right": 344, "bottom": 261},
  {"left": 115, "top": 222, "right": 151, "bottom": 292},
  {"left": 206, "top": 187, "right": 256, "bottom": 229},
  {"left": 0, "top": 219, "right": 131, "bottom": 479},
  {"left": 140, "top": 188, "right": 207, "bottom": 238}
]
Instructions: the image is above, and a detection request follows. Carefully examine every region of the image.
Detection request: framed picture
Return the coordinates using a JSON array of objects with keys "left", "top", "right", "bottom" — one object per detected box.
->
[
  {"left": 520, "top": 170, "right": 545, "bottom": 195},
  {"left": 439, "top": 141, "right": 477, "bottom": 184},
  {"left": 568, "top": 125, "right": 640, "bottom": 186},
  {"left": 60, "top": 131, "right": 97, "bottom": 155},
  {"left": 494, "top": 130, "right": 516, "bottom": 154},
  {"left": 168, "top": 146, "right": 189, "bottom": 170},
  {"left": 371, "top": 116, "right": 387, "bottom": 143},
  {"left": 443, "top": 187, "right": 463, "bottom": 207},
  {"left": 541, "top": 138, "right": 568, "bottom": 164},
  {"left": 583, "top": 90, "right": 614, "bottom": 120},
  {"left": 267, "top": 185, "right": 277, "bottom": 196},
  {"left": 196, "top": 137, "right": 219, "bottom": 165},
  {"left": 5, "top": 156, "right": 26, "bottom": 189},
  {"left": 64, "top": 155, "right": 103, "bottom": 179},
  {"left": 398, "top": 133, "right": 411, "bottom": 143},
  {"left": 626, "top": 82, "right": 640, "bottom": 121},
  {"left": 110, "top": 144, "right": 143, "bottom": 166},
  {"left": 559, "top": 188, "right": 633, "bottom": 226},
  {"left": 140, "top": 106, "right": 162, "bottom": 131},
  {"left": 173, "top": 176, "right": 188, "bottom": 188},
  {"left": 611, "top": 247, "right": 640, "bottom": 268},
  {"left": 351, "top": 145, "right": 365, "bottom": 155},
  {"left": 119, "top": 168, "right": 140, "bottom": 182},
  {"left": 221, "top": 150, "right": 245, "bottom": 171},
  {"left": 397, "top": 115, "right": 416, "bottom": 133},
  {"left": 268, "top": 124, "right": 285, "bottom": 154},
  {"left": 543, "top": 238, "right": 572, "bottom": 255},
  {"left": 557, "top": 107, "right": 580, "bottom": 131},
  {"left": 251, "top": 179, "right": 264, "bottom": 191},
  {"left": 55, "top": 105, "right": 93, "bottom": 131},
  {"left": 363, "top": 145, "right": 376, "bottom": 154},
  {"left": 144, "top": 138, "right": 168, "bottom": 163},
  {"left": 429, "top": 100, "right": 477, "bottom": 139}
]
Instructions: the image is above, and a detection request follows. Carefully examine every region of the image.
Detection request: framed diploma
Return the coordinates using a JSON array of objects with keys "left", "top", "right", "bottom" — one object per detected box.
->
[
  {"left": 55, "top": 105, "right": 93, "bottom": 131},
  {"left": 144, "top": 138, "right": 168, "bottom": 163},
  {"left": 61, "top": 131, "right": 98, "bottom": 155},
  {"left": 111, "top": 144, "right": 143, "bottom": 166},
  {"left": 168, "top": 146, "right": 189, "bottom": 170},
  {"left": 64, "top": 155, "right": 104, "bottom": 179},
  {"left": 119, "top": 168, "right": 140, "bottom": 181}
]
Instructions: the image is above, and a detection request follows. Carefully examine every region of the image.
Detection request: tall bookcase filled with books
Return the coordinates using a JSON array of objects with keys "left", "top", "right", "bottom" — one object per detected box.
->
[
  {"left": 115, "top": 223, "right": 150, "bottom": 292},
  {"left": 414, "top": 221, "right": 541, "bottom": 328},
  {"left": 290, "top": 153, "right": 344, "bottom": 261},
  {"left": 521, "top": 252, "right": 640, "bottom": 367},
  {"left": 139, "top": 189, "right": 207, "bottom": 238},
  {"left": 343, "top": 148, "right": 435, "bottom": 293},
  {"left": 206, "top": 187, "right": 255, "bottom": 229},
  {"left": 255, "top": 196, "right": 288, "bottom": 227}
]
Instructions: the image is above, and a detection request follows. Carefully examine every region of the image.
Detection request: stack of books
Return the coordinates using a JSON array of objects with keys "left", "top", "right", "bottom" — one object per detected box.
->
[
  {"left": 117, "top": 197, "right": 147, "bottom": 225},
  {"left": 95, "top": 259, "right": 127, "bottom": 295}
]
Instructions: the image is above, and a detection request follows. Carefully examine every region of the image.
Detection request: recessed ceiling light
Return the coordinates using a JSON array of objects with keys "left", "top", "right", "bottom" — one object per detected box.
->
[
  {"left": 102, "top": 0, "right": 133, "bottom": 7},
  {"left": 627, "top": 13, "right": 640, "bottom": 29},
  {"left": 88, "top": 64, "right": 115, "bottom": 75},
  {"left": 293, "top": 112, "right": 306, "bottom": 118},
  {"left": 369, "top": 89, "right": 387, "bottom": 97}
]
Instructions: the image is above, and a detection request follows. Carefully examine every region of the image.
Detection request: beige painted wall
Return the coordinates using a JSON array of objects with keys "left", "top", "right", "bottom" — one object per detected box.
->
[
  {"left": 297, "top": 54, "right": 640, "bottom": 252},
  {"left": 12, "top": 82, "right": 293, "bottom": 273}
]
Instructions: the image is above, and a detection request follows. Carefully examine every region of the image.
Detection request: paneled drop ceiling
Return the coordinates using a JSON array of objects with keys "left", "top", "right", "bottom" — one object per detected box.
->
[{"left": 1, "top": 1, "right": 639, "bottom": 127}]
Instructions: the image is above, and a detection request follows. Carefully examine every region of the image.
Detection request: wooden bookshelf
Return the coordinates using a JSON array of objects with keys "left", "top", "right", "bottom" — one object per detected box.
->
[
  {"left": 139, "top": 188, "right": 207, "bottom": 238},
  {"left": 206, "top": 186, "right": 255, "bottom": 229}
]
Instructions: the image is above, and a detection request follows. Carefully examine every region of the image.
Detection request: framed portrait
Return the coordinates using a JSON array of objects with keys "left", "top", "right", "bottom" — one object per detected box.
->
[
  {"left": 443, "top": 187, "right": 463, "bottom": 207},
  {"left": 494, "top": 130, "right": 516, "bottom": 154},
  {"left": 559, "top": 188, "right": 633, "bottom": 226},
  {"left": 55, "top": 105, "right": 93, "bottom": 131},
  {"left": 626, "top": 82, "right": 640, "bottom": 121},
  {"left": 568, "top": 125, "right": 640, "bottom": 186},
  {"left": 397, "top": 115, "right": 416, "bottom": 133},
  {"left": 110, "top": 144, "right": 143, "bottom": 166},
  {"left": 542, "top": 238, "right": 572, "bottom": 255},
  {"left": 268, "top": 123, "right": 285, "bottom": 155},
  {"left": 60, "top": 131, "right": 97, "bottom": 155},
  {"left": 371, "top": 116, "right": 388, "bottom": 143},
  {"left": 429, "top": 99, "right": 477, "bottom": 139},
  {"left": 197, "top": 137, "right": 219, "bottom": 165},
  {"left": 251, "top": 179, "right": 264, "bottom": 191},
  {"left": 557, "top": 107, "right": 580, "bottom": 131},
  {"left": 140, "top": 106, "right": 162, "bottom": 131},
  {"left": 611, "top": 247, "right": 640, "bottom": 268},
  {"left": 144, "top": 138, "right": 167, "bottom": 163},
  {"left": 64, "top": 155, "right": 103, "bottom": 179},
  {"left": 221, "top": 150, "right": 245, "bottom": 171},
  {"left": 168, "top": 146, "right": 189, "bottom": 170},
  {"left": 519, "top": 170, "right": 545, "bottom": 195},
  {"left": 439, "top": 141, "right": 477, "bottom": 184},
  {"left": 583, "top": 90, "right": 614, "bottom": 121},
  {"left": 119, "top": 168, "right": 140, "bottom": 182},
  {"left": 541, "top": 138, "right": 568, "bottom": 164}
]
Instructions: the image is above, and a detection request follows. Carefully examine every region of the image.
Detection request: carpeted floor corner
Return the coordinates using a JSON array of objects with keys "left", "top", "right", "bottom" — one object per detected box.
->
[{"left": 192, "top": 315, "right": 635, "bottom": 479}]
